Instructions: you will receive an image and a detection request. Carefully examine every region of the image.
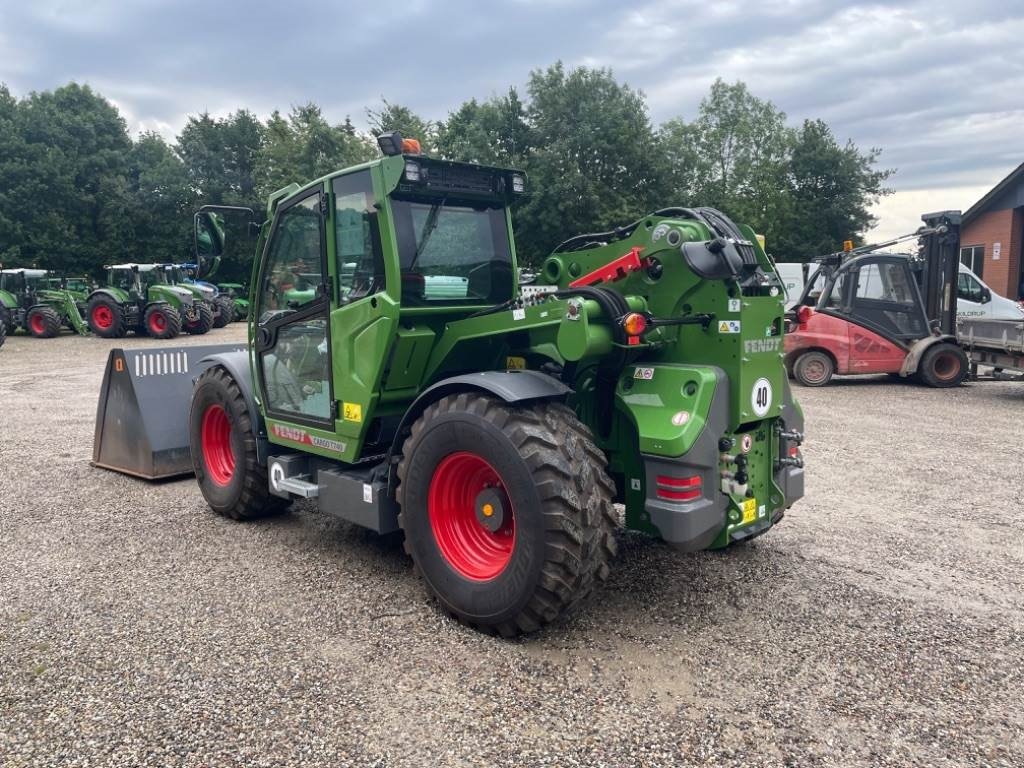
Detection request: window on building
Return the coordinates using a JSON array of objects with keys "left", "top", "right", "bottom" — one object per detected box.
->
[{"left": 960, "top": 245, "right": 984, "bottom": 277}]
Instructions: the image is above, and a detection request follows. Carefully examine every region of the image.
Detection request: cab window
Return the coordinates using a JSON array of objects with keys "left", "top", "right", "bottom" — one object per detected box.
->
[
  {"left": 333, "top": 172, "right": 385, "bottom": 303},
  {"left": 259, "top": 194, "right": 324, "bottom": 320},
  {"left": 391, "top": 199, "right": 513, "bottom": 306},
  {"left": 957, "top": 272, "right": 984, "bottom": 303}
]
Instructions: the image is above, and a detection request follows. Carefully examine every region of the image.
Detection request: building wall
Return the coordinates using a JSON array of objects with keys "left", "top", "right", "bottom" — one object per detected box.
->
[{"left": 961, "top": 207, "right": 1022, "bottom": 298}]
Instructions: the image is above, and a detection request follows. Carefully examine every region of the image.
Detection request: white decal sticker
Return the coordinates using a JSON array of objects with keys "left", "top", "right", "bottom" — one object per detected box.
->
[
  {"left": 718, "top": 320, "right": 741, "bottom": 334},
  {"left": 751, "top": 377, "right": 773, "bottom": 417},
  {"left": 758, "top": 504, "right": 766, "bottom": 519},
  {"left": 512, "top": 308, "right": 526, "bottom": 321},
  {"left": 633, "top": 367, "right": 655, "bottom": 380},
  {"left": 671, "top": 411, "right": 690, "bottom": 426},
  {"left": 630, "top": 478, "right": 641, "bottom": 491},
  {"left": 363, "top": 484, "right": 373, "bottom": 504},
  {"left": 728, "top": 299, "right": 741, "bottom": 313}
]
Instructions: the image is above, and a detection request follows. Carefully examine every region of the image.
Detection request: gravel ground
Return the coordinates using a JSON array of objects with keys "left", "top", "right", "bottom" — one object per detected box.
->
[{"left": 1, "top": 328, "right": 1022, "bottom": 767}]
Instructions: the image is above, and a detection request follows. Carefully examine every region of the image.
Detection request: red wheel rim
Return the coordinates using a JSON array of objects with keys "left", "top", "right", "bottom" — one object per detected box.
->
[
  {"left": 29, "top": 314, "right": 45, "bottom": 335},
  {"left": 201, "top": 404, "right": 235, "bottom": 486},
  {"left": 428, "top": 452, "right": 515, "bottom": 581},
  {"left": 149, "top": 311, "right": 166, "bottom": 334},
  {"left": 932, "top": 351, "right": 960, "bottom": 381},
  {"left": 92, "top": 305, "right": 113, "bottom": 330}
]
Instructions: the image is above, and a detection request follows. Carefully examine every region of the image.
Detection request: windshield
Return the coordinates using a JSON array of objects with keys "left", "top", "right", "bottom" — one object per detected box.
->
[
  {"left": 140, "top": 269, "right": 166, "bottom": 287},
  {"left": 391, "top": 199, "right": 514, "bottom": 306}
]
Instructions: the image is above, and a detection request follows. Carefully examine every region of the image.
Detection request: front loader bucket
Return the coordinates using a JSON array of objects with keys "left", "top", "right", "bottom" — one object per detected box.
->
[{"left": 92, "top": 344, "right": 245, "bottom": 480}]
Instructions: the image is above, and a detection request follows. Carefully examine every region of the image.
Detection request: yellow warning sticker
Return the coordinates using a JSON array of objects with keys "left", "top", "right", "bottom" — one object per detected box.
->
[
  {"left": 741, "top": 498, "right": 757, "bottom": 525},
  {"left": 342, "top": 402, "right": 363, "bottom": 422},
  {"left": 719, "top": 320, "right": 741, "bottom": 334},
  {"left": 506, "top": 356, "right": 526, "bottom": 370}
]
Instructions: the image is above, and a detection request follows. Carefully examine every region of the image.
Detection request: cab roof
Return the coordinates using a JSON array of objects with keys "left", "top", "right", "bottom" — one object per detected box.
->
[{"left": 1, "top": 268, "right": 48, "bottom": 277}]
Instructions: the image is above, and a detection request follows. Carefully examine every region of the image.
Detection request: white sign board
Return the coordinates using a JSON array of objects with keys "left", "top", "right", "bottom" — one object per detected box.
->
[{"left": 993, "top": 242, "right": 1002, "bottom": 260}]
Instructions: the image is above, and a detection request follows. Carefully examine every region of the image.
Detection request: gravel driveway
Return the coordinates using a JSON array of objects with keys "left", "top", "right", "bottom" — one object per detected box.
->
[{"left": 1, "top": 329, "right": 1022, "bottom": 767}]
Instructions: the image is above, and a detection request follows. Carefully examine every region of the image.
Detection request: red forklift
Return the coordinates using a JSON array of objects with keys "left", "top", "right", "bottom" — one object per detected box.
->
[{"left": 785, "top": 211, "right": 967, "bottom": 387}]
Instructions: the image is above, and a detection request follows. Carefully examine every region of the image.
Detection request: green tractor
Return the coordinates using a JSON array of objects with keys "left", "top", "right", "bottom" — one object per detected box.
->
[
  {"left": 86, "top": 264, "right": 206, "bottom": 339},
  {"left": 158, "top": 264, "right": 221, "bottom": 332},
  {"left": 115, "top": 134, "right": 804, "bottom": 634},
  {"left": 215, "top": 282, "right": 250, "bottom": 322},
  {"left": 0, "top": 268, "right": 89, "bottom": 338}
]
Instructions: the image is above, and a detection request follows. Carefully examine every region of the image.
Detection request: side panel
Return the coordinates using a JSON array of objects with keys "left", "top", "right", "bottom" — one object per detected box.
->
[{"left": 785, "top": 311, "right": 852, "bottom": 372}]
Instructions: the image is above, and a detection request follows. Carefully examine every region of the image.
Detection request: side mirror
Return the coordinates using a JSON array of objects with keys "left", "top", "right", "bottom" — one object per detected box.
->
[
  {"left": 981, "top": 288, "right": 992, "bottom": 304},
  {"left": 194, "top": 212, "right": 226, "bottom": 259}
]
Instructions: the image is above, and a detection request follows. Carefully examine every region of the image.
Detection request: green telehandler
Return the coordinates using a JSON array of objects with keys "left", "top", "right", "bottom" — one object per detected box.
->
[
  {"left": 0, "top": 268, "right": 90, "bottom": 338},
  {"left": 85, "top": 264, "right": 205, "bottom": 339},
  {"left": 95, "top": 133, "right": 805, "bottom": 635}
]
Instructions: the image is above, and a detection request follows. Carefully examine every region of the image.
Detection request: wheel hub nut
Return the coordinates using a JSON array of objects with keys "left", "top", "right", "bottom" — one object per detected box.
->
[{"left": 475, "top": 487, "right": 508, "bottom": 532}]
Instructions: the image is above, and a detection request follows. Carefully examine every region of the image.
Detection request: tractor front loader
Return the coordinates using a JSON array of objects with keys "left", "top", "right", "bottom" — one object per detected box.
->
[
  {"left": 93, "top": 134, "right": 804, "bottom": 635},
  {"left": 0, "top": 268, "right": 89, "bottom": 338},
  {"left": 86, "top": 264, "right": 200, "bottom": 339}
]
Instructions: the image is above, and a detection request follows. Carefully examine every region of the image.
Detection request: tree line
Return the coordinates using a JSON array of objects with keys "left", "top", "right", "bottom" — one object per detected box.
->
[{"left": 0, "top": 63, "right": 891, "bottom": 282}]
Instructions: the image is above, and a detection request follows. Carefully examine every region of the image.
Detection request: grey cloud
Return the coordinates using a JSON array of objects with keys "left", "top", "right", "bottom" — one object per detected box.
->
[{"left": 0, "top": 0, "right": 1020, "bottom": 194}]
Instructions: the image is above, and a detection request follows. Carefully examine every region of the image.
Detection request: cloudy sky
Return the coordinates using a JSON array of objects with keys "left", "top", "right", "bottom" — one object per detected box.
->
[{"left": 2, "top": 0, "right": 1021, "bottom": 240}]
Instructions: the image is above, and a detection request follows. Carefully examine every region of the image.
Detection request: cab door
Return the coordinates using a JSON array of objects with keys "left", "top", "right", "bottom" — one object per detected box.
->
[
  {"left": 253, "top": 187, "right": 334, "bottom": 427},
  {"left": 845, "top": 257, "right": 926, "bottom": 371}
]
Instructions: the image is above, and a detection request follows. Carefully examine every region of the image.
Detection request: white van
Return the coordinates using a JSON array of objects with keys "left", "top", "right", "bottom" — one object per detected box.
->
[
  {"left": 775, "top": 262, "right": 808, "bottom": 309},
  {"left": 956, "top": 265, "right": 1024, "bottom": 321}
]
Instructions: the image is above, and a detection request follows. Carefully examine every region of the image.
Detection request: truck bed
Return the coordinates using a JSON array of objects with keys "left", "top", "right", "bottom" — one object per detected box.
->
[{"left": 958, "top": 317, "right": 1024, "bottom": 373}]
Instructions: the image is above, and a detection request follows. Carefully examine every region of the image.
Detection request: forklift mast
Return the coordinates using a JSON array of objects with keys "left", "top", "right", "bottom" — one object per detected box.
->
[{"left": 917, "top": 210, "right": 961, "bottom": 336}]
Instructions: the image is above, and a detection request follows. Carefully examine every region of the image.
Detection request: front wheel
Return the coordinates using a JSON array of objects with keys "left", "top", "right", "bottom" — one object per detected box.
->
[
  {"left": 212, "top": 296, "right": 233, "bottom": 328},
  {"left": 27, "top": 306, "right": 60, "bottom": 338},
  {"left": 190, "top": 366, "right": 288, "bottom": 520},
  {"left": 144, "top": 304, "right": 181, "bottom": 339},
  {"left": 793, "top": 350, "right": 834, "bottom": 387},
  {"left": 396, "top": 395, "right": 618, "bottom": 636},
  {"left": 917, "top": 343, "right": 967, "bottom": 388},
  {"left": 183, "top": 302, "right": 214, "bottom": 335}
]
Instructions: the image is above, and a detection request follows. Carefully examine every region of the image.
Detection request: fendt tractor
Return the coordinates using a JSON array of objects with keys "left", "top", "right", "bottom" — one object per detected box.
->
[
  {"left": 86, "top": 264, "right": 205, "bottom": 339},
  {"left": 168, "top": 263, "right": 234, "bottom": 328},
  {"left": 215, "top": 282, "right": 250, "bottom": 321},
  {"left": 98, "top": 133, "right": 805, "bottom": 635},
  {"left": 157, "top": 264, "right": 219, "bottom": 333},
  {"left": 0, "top": 268, "right": 89, "bottom": 338}
]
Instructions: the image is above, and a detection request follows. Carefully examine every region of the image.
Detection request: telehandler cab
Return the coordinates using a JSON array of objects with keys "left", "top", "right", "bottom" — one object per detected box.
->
[{"left": 96, "top": 133, "right": 805, "bottom": 635}]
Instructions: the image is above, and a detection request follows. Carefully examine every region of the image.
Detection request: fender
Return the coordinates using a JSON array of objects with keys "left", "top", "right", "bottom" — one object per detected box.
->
[
  {"left": 385, "top": 369, "right": 571, "bottom": 492},
  {"left": 198, "top": 350, "right": 269, "bottom": 463},
  {"left": 88, "top": 287, "right": 130, "bottom": 304},
  {"left": 900, "top": 334, "right": 957, "bottom": 376}
]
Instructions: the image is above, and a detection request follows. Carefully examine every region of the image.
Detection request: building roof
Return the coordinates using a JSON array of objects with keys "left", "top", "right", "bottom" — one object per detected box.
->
[{"left": 964, "top": 161, "right": 1024, "bottom": 224}]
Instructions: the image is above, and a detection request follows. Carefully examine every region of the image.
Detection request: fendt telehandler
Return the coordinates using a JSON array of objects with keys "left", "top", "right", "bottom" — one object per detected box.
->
[
  {"left": 0, "top": 268, "right": 89, "bottom": 338},
  {"left": 86, "top": 264, "right": 209, "bottom": 339},
  {"left": 96, "top": 133, "right": 805, "bottom": 635}
]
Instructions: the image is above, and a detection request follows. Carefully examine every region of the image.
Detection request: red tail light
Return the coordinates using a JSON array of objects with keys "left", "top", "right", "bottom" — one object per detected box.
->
[
  {"left": 656, "top": 474, "right": 702, "bottom": 502},
  {"left": 796, "top": 306, "right": 812, "bottom": 326}
]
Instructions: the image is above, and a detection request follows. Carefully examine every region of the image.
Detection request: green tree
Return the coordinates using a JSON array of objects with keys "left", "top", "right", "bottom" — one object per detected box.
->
[
  {"left": 367, "top": 99, "right": 435, "bottom": 152},
  {"left": 514, "top": 62, "right": 663, "bottom": 265},
  {"left": 0, "top": 83, "right": 133, "bottom": 275},
  {"left": 436, "top": 88, "right": 530, "bottom": 167},
  {"left": 127, "top": 132, "right": 191, "bottom": 264},
  {"left": 775, "top": 119, "right": 893, "bottom": 260},
  {"left": 256, "top": 104, "right": 375, "bottom": 196}
]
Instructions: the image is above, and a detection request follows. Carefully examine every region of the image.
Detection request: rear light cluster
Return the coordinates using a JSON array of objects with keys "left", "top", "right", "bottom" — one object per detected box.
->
[
  {"left": 655, "top": 474, "right": 702, "bottom": 502},
  {"left": 796, "top": 306, "right": 812, "bottom": 327}
]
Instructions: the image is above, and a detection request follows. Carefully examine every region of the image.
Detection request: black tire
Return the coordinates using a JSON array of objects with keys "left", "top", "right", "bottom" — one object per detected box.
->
[
  {"left": 183, "top": 301, "right": 215, "bottom": 335},
  {"left": 793, "top": 350, "right": 834, "bottom": 387},
  {"left": 87, "top": 295, "right": 128, "bottom": 338},
  {"left": 212, "top": 296, "right": 233, "bottom": 328},
  {"left": 26, "top": 305, "right": 60, "bottom": 338},
  {"left": 917, "top": 343, "right": 967, "bottom": 388},
  {"left": 143, "top": 304, "right": 181, "bottom": 340},
  {"left": 0, "top": 316, "right": 6, "bottom": 348},
  {"left": 396, "top": 394, "right": 618, "bottom": 637},
  {"left": 190, "top": 366, "right": 287, "bottom": 520},
  {"left": 0, "top": 307, "right": 16, "bottom": 336}
]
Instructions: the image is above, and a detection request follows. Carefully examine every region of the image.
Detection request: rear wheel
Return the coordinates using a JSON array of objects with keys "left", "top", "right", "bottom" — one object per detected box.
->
[
  {"left": 183, "top": 301, "right": 214, "bottom": 335},
  {"left": 87, "top": 295, "right": 127, "bottom": 338},
  {"left": 190, "top": 366, "right": 287, "bottom": 520},
  {"left": 144, "top": 304, "right": 181, "bottom": 339},
  {"left": 917, "top": 343, "right": 967, "bottom": 388},
  {"left": 793, "top": 350, "right": 834, "bottom": 387},
  {"left": 212, "top": 296, "right": 233, "bottom": 328},
  {"left": 396, "top": 394, "right": 617, "bottom": 636},
  {"left": 26, "top": 306, "right": 60, "bottom": 338}
]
